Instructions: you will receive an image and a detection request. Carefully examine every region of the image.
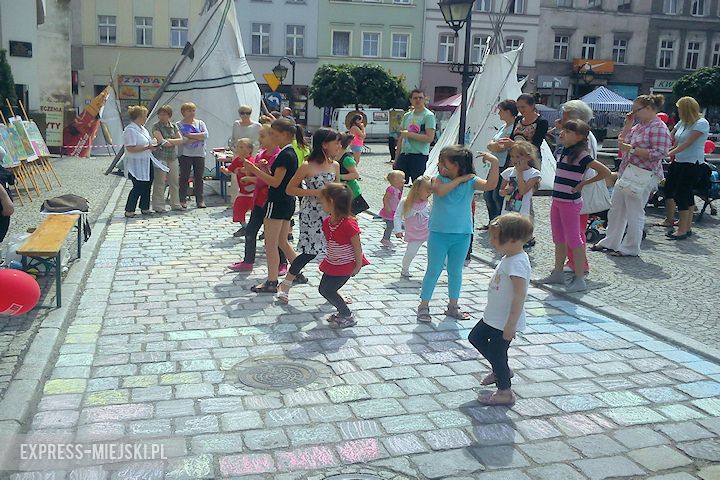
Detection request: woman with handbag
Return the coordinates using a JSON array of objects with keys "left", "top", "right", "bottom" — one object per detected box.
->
[
  {"left": 593, "top": 94, "right": 672, "bottom": 257},
  {"left": 657, "top": 96, "right": 710, "bottom": 240}
]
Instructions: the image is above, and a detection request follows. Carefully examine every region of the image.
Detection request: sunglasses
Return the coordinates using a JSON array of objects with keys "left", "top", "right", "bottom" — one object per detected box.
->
[
  {"left": 632, "top": 106, "right": 648, "bottom": 114},
  {"left": 239, "top": 111, "right": 251, "bottom": 115}
]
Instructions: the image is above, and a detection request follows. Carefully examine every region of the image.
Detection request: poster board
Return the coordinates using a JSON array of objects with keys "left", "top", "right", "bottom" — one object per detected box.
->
[
  {"left": 0, "top": 125, "right": 21, "bottom": 166},
  {"left": 23, "top": 120, "right": 51, "bottom": 157},
  {"left": 4, "top": 125, "right": 28, "bottom": 162},
  {"left": 12, "top": 120, "right": 39, "bottom": 161},
  {"left": 40, "top": 101, "right": 64, "bottom": 147}
]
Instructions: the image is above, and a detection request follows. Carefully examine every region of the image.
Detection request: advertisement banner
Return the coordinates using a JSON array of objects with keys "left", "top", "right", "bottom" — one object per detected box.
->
[{"left": 40, "top": 102, "right": 64, "bottom": 147}]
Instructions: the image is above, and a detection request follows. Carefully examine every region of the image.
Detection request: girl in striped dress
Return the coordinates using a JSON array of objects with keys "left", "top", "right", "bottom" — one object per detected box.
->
[
  {"left": 537, "top": 120, "right": 610, "bottom": 293},
  {"left": 318, "top": 183, "right": 370, "bottom": 328}
]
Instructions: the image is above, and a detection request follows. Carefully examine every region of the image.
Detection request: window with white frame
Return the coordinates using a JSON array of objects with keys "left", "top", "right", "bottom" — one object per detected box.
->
[
  {"left": 391, "top": 33, "right": 410, "bottom": 59},
  {"left": 475, "top": 0, "right": 492, "bottom": 11},
  {"left": 691, "top": 0, "right": 705, "bottom": 16},
  {"left": 393, "top": 0, "right": 412, "bottom": 4},
  {"left": 685, "top": 41, "right": 702, "bottom": 69},
  {"left": 663, "top": 0, "right": 679, "bottom": 14},
  {"left": 588, "top": 0, "right": 601, "bottom": 8},
  {"left": 98, "top": 15, "right": 116, "bottom": 45},
  {"left": 506, "top": 37, "right": 522, "bottom": 50},
  {"left": 251, "top": 23, "right": 270, "bottom": 55},
  {"left": 712, "top": 42, "right": 720, "bottom": 67},
  {"left": 362, "top": 32, "right": 380, "bottom": 57},
  {"left": 471, "top": 35, "right": 488, "bottom": 64},
  {"left": 439, "top": 34, "right": 456, "bottom": 63},
  {"left": 509, "top": 0, "right": 525, "bottom": 13},
  {"left": 613, "top": 38, "right": 628, "bottom": 63},
  {"left": 581, "top": 36, "right": 598, "bottom": 59},
  {"left": 658, "top": 39, "right": 675, "bottom": 69},
  {"left": 553, "top": 34, "right": 569, "bottom": 60},
  {"left": 332, "top": 31, "right": 351, "bottom": 56},
  {"left": 557, "top": 0, "right": 573, "bottom": 6},
  {"left": 286, "top": 25, "right": 304, "bottom": 56},
  {"left": 135, "top": 17, "right": 153, "bottom": 46},
  {"left": 170, "top": 18, "right": 188, "bottom": 48}
]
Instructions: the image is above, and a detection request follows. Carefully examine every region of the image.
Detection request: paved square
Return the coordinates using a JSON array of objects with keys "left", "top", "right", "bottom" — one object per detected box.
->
[{"left": 6, "top": 201, "right": 720, "bottom": 479}]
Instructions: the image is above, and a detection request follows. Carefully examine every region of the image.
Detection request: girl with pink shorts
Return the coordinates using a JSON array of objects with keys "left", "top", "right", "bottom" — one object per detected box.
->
[{"left": 538, "top": 120, "right": 611, "bottom": 293}]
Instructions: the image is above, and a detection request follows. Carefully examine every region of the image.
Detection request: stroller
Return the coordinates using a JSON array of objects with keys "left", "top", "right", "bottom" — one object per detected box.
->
[{"left": 650, "top": 160, "right": 720, "bottom": 221}]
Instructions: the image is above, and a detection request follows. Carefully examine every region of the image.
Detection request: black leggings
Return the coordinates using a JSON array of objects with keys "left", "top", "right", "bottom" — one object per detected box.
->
[
  {"left": 243, "top": 205, "right": 287, "bottom": 265},
  {"left": 664, "top": 161, "right": 703, "bottom": 211},
  {"left": 125, "top": 168, "right": 154, "bottom": 212},
  {"left": 289, "top": 252, "right": 316, "bottom": 276},
  {"left": 468, "top": 321, "right": 512, "bottom": 389},
  {"left": 319, "top": 274, "right": 351, "bottom": 316}
]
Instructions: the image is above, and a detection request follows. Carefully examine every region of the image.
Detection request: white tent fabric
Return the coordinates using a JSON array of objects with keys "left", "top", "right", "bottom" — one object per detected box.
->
[
  {"left": 579, "top": 86, "right": 634, "bottom": 113},
  {"left": 92, "top": 88, "right": 124, "bottom": 156},
  {"left": 425, "top": 47, "right": 557, "bottom": 190},
  {"left": 151, "top": 0, "right": 262, "bottom": 172}
]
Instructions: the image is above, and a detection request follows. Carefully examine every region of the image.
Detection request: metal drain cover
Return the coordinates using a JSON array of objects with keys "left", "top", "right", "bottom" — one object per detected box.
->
[{"left": 237, "top": 361, "right": 319, "bottom": 390}]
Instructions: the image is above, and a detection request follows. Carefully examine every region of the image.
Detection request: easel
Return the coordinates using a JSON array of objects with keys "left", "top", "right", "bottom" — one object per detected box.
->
[
  {"left": 0, "top": 107, "right": 31, "bottom": 205},
  {"left": 18, "top": 99, "right": 61, "bottom": 188},
  {"left": 5, "top": 99, "right": 49, "bottom": 198}
]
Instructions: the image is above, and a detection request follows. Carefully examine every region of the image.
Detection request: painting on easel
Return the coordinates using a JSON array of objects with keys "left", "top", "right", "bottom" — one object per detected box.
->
[
  {"left": 11, "top": 119, "right": 39, "bottom": 161},
  {"left": 0, "top": 125, "right": 21, "bottom": 166},
  {"left": 22, "top": 120, "right": 51, "bottom": 157}
]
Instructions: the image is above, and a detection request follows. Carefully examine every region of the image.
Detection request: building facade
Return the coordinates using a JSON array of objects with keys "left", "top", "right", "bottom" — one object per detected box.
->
[
  {"left": 535, "top": 0, "right": 651, "bottom": 107},
  {"left": 422, "top": 0, "right": 540, "bottom": 104},
  {"left": 644, "top": 0, "right": 720, "bottom": 109},
  {"left": 317, "top": 0, "right": 425, "bottom": 92},
  {"left": 72, "top": 0, "right": 204, "bottom": 112},
  {"left": 235, "top": 0, "right": 320, "bottom": 126},
  {"left": 0, "top": 0, "right": 72, "bottom": 113}
]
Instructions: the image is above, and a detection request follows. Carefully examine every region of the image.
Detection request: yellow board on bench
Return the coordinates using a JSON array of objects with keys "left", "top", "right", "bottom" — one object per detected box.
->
[{"left": 17, "top": 215, "right": 80, "bottom": 257}]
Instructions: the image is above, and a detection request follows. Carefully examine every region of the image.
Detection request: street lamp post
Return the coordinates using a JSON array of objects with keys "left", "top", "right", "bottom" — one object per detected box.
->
[
  {"left": 439, "top": 0, "right": 476, "bottom": 145},
  {"left": 272, "top": 56, "right": 296, "bottom": 111}
]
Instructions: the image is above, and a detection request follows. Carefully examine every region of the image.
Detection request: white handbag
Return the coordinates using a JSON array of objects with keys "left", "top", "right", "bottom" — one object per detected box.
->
[
  {"left": 616, "top": 163, "right": 657, "bottom": 198},
  {"left": 580, "top": 169, "right": 612, "bottom": 214}
]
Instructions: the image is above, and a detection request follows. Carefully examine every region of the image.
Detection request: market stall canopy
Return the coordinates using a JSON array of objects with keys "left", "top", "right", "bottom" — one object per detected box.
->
[
  {"left": 579, "top": 86, "right": 633, "bottom": 112},
  {"left": 429, "top": 93, "right": 461, "bottom": 111}
]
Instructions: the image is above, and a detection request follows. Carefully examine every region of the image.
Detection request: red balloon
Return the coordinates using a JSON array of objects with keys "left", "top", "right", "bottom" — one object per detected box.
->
[
  {"left": 0, "top": 269, "right": 41, "bottom": 315},
  {"left": 657, "top": 112, "right": 669, "bottom": 123},
  {"left": 704, "top": 140, "right": 716, "bottom": 155}
]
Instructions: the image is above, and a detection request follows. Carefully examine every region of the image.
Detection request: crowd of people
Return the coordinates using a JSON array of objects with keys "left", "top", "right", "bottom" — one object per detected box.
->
[{"left": 115, "top": 88, "right": 713, "bottom": 405}]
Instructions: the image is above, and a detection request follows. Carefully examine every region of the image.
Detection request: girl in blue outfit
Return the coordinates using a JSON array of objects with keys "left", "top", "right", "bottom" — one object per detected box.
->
[{"left": 417, "top": 145, "right": 499, "bottom": 322}]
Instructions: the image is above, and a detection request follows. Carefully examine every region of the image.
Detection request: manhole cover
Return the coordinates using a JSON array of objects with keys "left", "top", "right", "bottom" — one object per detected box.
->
[
  {"left": 238, "top": 361, "right": 319, "bottom": 390},
  {"left": 324, "top": 476, "right": 383, "bottom": 480}
]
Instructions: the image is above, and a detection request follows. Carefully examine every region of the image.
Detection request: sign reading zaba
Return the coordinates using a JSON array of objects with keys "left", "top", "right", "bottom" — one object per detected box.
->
[{"left": 9, "top": 41, "right": 32, "bottom": 58}]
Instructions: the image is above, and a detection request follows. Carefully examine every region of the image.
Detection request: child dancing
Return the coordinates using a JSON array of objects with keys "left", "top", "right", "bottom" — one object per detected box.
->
[
  {"left": 469, "top": 213, "right": 534, "bottom": 406},
  {"left": 538, "top": 120, "right": 610, "bottom": 293},
  {"left": 499, "top": 140, "right": 541, "bottom": 217},
  {"left": 221, "top": 138, "right": 256, "bottom": 237},
  {"left": 379, "top": 170, "right": 405, "bottom": 248},
  {"left": 318, "top": 183, "right": 369, "bottom": 328},
  {"left": 417, "top": 146, "right": 499, "bottom": 322},
  {"left": 393, "top": 176, "right": 432, "bottom": 278}
]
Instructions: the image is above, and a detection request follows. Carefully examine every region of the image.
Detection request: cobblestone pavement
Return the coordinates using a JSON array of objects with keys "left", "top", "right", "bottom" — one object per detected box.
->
[
  {"left": 0, "top": 156, "right": 120, "bottom": 396},
  {"left": 6, "top": 194, "right": 720, "bottom": 480},
  {"left": 357, "top": 144, "right": 720, "bottom": 351}
]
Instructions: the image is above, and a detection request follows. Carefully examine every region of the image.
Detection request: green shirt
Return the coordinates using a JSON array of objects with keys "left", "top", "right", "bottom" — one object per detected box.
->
[
  {"left": 292, "top": 139, "right": 309, "bottom": 166},
  {"left": 401, "top": 109, "right": 437, "bottom": 156},
  {"left": 151, "top": 121, "right": 180, "bottom": 162},
  {"left": 340, "top": 153, "right": 361, "bottom": 198}
]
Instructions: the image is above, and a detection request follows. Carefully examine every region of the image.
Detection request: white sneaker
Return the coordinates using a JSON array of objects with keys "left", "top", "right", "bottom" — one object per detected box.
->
[
  {"left": 565, "top": 276, "right": 587, "bottom": 293},
  {"left": 380, "top": 239, "right": 393, "bottom": 248},
  {"left": 537, "top": 271, "right": 566, "bottom": 285},
  {"left": 401, "top": 270, "right": 411, "bottom": 278}
]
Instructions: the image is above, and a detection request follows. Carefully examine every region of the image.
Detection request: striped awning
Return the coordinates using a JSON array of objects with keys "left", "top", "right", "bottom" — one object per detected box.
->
[{"left": 579, "top": 86, "right": 634, "bottom": 112}]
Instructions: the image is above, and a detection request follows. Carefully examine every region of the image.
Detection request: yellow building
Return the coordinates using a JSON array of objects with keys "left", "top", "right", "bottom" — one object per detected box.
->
[{"left": 73, "top": 0, "right": 204, "bottom": 111}]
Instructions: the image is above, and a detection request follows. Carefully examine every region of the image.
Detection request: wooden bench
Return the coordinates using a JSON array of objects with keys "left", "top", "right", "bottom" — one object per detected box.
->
[{"left": 16, "top": 214, "right": 82, "bottom": 308}]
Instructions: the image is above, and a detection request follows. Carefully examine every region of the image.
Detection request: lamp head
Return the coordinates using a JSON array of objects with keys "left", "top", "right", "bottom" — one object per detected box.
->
[
  {"left": 438, "top": 0, "right": 474, "bottom": 33},
  {"left": 273, "top": 63, "right": 289, "bottom": 82}
]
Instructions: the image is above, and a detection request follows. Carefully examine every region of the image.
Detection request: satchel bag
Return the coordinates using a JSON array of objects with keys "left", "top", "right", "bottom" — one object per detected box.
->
[
  {"left": 580, "top": 169, "right": 611, "bottom": 214},
  {"left": 40, "top": 194, "right": 92, "bottom": 242},
  {"left": 615, "top": 163, "right": 656, "bottom": 198}
]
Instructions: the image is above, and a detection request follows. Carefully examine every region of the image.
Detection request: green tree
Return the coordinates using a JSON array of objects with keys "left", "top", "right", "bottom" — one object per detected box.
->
[
  {"left": 0, "top": 49, "right": 17, "bottom": 119},
  {"left": 309, "top": 63, "right": 409, "bottom": 111},
  {"left": 673, "top": 67, "right": 720, "bottom": 107}
]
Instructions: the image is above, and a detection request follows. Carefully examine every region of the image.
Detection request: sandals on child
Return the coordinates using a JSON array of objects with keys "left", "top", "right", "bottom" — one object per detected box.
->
[
  {"left": 444, "top": 304, "right": 470, "bottom": 320},
  {"left": 275, "top": 280, "right": 292, "bottom": 303},
  {"left": 417, "top": 305, "right": 432, "bottom": 323},
  {"left": 251, "top": 281, "right": 278, "bottom": 293}
]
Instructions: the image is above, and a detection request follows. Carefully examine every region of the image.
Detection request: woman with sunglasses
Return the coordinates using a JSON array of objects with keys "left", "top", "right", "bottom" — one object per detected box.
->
[
  {"left": 232, "top": 105, "right": 262, "bottom": 153},
  {"left": 594, "top": 94, "right": 672, "bottom": 257}
]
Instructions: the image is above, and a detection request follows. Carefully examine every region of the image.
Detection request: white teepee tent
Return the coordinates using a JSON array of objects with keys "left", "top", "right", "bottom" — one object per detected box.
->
[
  {"left": 92, "top": 87, "right": 124, "bottom": 156},
  {"left": 425, "top": 46, "right": 557, "bottom": 189},
  {"left": 151, "top": 0, "right": 262, "bottom": 173}
]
